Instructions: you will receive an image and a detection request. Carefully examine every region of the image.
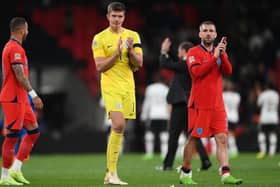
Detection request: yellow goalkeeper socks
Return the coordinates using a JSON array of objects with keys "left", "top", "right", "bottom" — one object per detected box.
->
[{"left": 107, "top": 131, "right": 123, "bottom": 173}]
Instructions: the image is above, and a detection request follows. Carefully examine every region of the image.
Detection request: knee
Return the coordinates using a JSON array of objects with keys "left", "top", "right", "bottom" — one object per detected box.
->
[
  {"left": 160, "top": 132, "right": 169, "bottom": 143},
  {"left": 258, "top": 132, "right": 265, "bottom": 142},
  {"left": 24, "top": 123, "right": 39, "bottom": 131},
  {"left": 110, "top": 112, "right": 126, "bottom": 133},
  {"left": 178, "top": 134, "right": 186, "bottom": 145},
  {"left": 145, "top": 131, "right": 154, "bottom": 141},
  {"left": 269, "top": 133, "right": 277, "bottom": 144},
  {"left": 216, "top": 134, "right": 228, "bottom": 145},
  {"left": 187, "top": 136, "right": 197, "bottom": 145},
  {"left": 111, "top": 122, "right": 125, "bottom": 133}
]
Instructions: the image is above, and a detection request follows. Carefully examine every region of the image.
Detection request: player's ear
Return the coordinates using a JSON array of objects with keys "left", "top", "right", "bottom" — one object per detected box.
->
[
  {"left": 20, "top": 28, "right": 25, "bottom": 35},
  {"left": 214, "top": 32, "right": 217, "bottom": 39},
  {"left": 106, "top": 13, "right": 110, "bottom": 21},
  {"left": 198, "top": 31, "right": 203, "bottom": 39}
]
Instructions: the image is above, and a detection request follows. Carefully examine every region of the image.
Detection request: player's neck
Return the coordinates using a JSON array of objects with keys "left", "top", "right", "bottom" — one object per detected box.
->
[
  {"left": 109, "top": 26, "right": 124, "bottom": 34},
  {"left": 201, "top": 42, "right": 213, "bottom": 52},
  {"left": 10, "top": 34, "right": 22, "bottom": 44}
]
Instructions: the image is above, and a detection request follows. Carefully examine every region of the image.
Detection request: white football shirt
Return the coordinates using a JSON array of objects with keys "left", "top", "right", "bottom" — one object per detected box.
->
[
  {"left": 223, "top": 91, "right": 241, "bottom": 123},
  {"left": 257, "top": 89, "right": 279, "bottom": 125},
  {"left": 141, "top": 82, "right": 170, "bottom": 121}
]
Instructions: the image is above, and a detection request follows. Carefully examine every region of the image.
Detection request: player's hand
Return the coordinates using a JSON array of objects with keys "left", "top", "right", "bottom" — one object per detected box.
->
[
  {"left": 32, "top": 96, "right": 44, "bottom": 109},
  {"left": 161, "top": 37, "right": 171, "bottom": 55},
  {"left": 214, "top": 37, "right": 227, "bottom": 57},
  {"left": 127, "top": 37, "right": 134, "bottom": 51},
  {"left": 219, "top": 42, "right": 227, "bottom": 56},
  {"left": 219, "top": 37, "right": 227, "bottom": 55},
  {"left": 127, "top": 37, "right": 139, "bottom": 71},
  {"left": 214, "top": 42, "right": 226, "bottom": 58},
  {"left": 117, "top": 37, "right": 123, "bottom": 56},
  {"left": 129, "top": 62, "right": 138, "bottom": 72}
]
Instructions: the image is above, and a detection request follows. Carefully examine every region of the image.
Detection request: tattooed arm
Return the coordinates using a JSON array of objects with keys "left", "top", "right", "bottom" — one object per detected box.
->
[
  {"left": 12, "top": 64, "right": 43, "bottom": 109},
  {"left": 12, "top": 64, "right": 33, "bottom": 91}
]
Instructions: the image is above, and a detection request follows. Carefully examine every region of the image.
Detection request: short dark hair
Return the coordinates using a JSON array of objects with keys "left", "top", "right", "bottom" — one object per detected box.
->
[
  {"left": 264, "top": 81, "right": 276, "bottom": 90},
  {"left": 10, "top": 17, "right": 27, "bottom": 32},
  {"left": 199, "top": 20, "right": 216, "bottom": 30},
  {"left": 107, "top": 1, "right": 126, "bottom": 13},
  {"left": 179, "top": 41, "right": 194, "bottom": 52},
  {"left": 153, "top": 70, "right": 168, "bottom": 85}
]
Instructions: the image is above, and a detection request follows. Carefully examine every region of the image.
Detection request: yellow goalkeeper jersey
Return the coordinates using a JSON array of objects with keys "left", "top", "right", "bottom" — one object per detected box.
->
[{"left": 92, "top": 27, "right": 142, "bottom": 92}]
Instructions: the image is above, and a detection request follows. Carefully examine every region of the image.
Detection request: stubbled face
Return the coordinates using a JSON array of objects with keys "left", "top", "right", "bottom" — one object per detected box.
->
[
  {"left": 107, "top": 10, "right": 125, "bottom": 29},
  {"left": 199, "top": 24, "right": 217, "bottom": 46},
  {"left": 22, "top": 22, "right": 29, "bottom": 41}
]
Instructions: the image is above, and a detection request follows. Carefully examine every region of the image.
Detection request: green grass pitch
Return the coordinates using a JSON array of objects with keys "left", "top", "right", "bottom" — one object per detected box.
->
[{"left": 5, "top": 153, "right": 280, "bottom": 187}]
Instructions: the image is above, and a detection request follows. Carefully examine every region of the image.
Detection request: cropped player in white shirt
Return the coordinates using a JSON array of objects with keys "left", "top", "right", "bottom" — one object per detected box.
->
[
  {"left": 256, "top": 82, "right": 279, "bottom": 159},
  {"left": 141, "top": 73, "right": 170, "bottom": 160},
  {"left": 223, "top": 79, "right": 241, "bottom": 158}
]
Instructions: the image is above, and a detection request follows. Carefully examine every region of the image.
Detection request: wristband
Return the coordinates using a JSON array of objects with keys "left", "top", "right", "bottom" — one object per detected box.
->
[{"left": 28, "top": 90, "right": 38, "bottom": 99}]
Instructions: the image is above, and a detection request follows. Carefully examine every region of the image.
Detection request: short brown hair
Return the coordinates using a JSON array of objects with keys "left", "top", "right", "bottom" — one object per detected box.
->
[
  {"left": 199, "top": 20, "right": 216, "bottom": 31},
  {"left": 179, "top": 41, "right": 194, "bottom": 52},
  {"left": 10, "top": 17, "right": 27, "bottom": 32},
  {"left": 107, "top": 1, "right": 126, "bottom": 13}
]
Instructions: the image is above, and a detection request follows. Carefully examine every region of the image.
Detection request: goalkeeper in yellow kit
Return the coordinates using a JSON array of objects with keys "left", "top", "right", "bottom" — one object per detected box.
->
[{"left": 92, "top": 1, "right": 143, "bottom": 185}]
